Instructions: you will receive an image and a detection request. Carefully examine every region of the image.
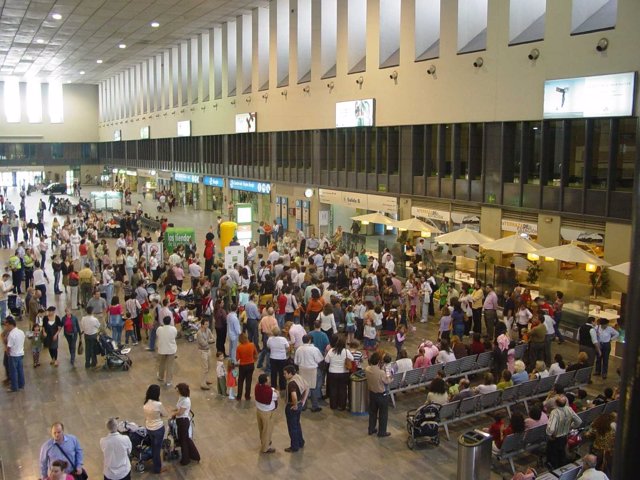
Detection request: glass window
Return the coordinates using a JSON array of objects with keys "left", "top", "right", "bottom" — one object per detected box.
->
[
  {"left": 367, "top": 128, "right": 377, "bottom": 173},
  {"left": 443, "top": 125, "right": 452, "bottom": 177},
  {"left": 51, "top": 144, "right": 64, "bottom": 159},
  {"left": 525, "top": 122, "right": 542, "bottom": 184},
  {"left": 468, "top": 123, "right": 483, "bottom": 180},
  {"left": 48, "top": 82, "right": 64, "bottom": 123},
  {"left": 428, "top": 125, "right": 438, "bottom": 176},
  {"left": 412, "top": 127, "right": 425, "bottom": 176},
  {"left": 4, "top": 79, "right": 20, "bottom": 123},
  {"left": 568, "top": 120, "right": 585, "bottom": 187},
  {"left": 615, "top": 118, "right": 635, "bottom": 191},
  {"left": 509, "top": 0, "right": 546, "bottom": 45},
  {"left": 542, "top": 120, "right": 562, "bottom": 186},
  {"left": 378, "top": 129, "right": 388, "bottom": 174},
  {"left": 347, "top": 129, "right": 356, "bottom": 172},
  {"left": 503, "top": 122, "right": 522, "bottom": 183},
  {"left": 379, "top": 0, "right": 401, "bottom": 68},
  {"left": 457, "top": 124, "right": 469, "bottom": 179},
  {"left": 571, "top": 0, "right": 617, "bottom": 35},
  {"left": 26, "top": 82, "right": 42, "bottom": 123},
  {"left": 388, "top": 127, "right": 399, "bottom": 174},
  {"left": 320, "top": 0, "right": 337, "bottom": 78},
  {"left": 457, "top": 0, "right": 488, "bottom": 54},
  {"left": 415, "top": 0, "right": 441, "bottom": 61},
  {"left": 589, "top": 119, "right": 610, "bottom": 189},
  {"left": 348, "top": 0, "right": 367, "bottom": 73}
]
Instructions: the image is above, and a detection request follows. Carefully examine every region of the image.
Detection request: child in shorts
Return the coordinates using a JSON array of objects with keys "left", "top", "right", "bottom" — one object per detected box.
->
[
  {"left": 124, "top": 313, "right": 138, "bottom": 345},
  {"left": 32, "top": 324, "right": 42, "bottom": 367}
]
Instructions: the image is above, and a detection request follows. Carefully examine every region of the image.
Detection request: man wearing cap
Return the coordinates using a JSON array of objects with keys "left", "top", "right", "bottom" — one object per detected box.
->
[{"left": 5, "top": 316, "right": 25, "bottom": 392}]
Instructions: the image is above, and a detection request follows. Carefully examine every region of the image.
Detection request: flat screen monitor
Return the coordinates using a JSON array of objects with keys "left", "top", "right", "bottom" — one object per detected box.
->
[
  {"left": 336, "top": 99, "right": 375, "bottom": 127},
  {"left": 177, "top": 120, "right": 191, "bottom": 137},
  {"left": 235, "top": 113, "right": 257, "bottom": 133},
  {"left": 543, "top": 72, "right": 635, "bottom": 119},
  {"left": 140, "top": 126, "right": 150, "bottom": 139},
  {"left": 114, "top": 130, "right": 121, "bottom": 141}
]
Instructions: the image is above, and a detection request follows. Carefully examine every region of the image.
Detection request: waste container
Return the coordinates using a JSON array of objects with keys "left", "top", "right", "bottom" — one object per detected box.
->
[
  {"left": 349, "top": 370, "right": 369, "bottom": 415},
  {"left": 457, "top": 430, "right": 492, "bottom": 480}
]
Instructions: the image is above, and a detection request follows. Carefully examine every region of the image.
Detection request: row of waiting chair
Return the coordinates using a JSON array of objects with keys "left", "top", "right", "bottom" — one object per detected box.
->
[
  {"left": 435, "top": 367, "right": 593, "bottom": 441},
  {"left": 388, "top": 351, "right": 494, "bottom": 406},
  {"left": 494, "top": 399, "right": 618, "bottom": 474}
]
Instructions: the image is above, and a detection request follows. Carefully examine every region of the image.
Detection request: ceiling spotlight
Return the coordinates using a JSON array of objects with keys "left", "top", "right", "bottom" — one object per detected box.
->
[
  {"left": 302, "top": 86, "right": 310, "bottom": 93},
  {"left": 150, "top": 21, "right": 160, "bottom": 28},
  {"left": 596, "top": 38, "right": 609, "bottom": 52},
  {"left": 473, "top": 57, "right": 484, "bottom": 68},
  {"left": 230, "top": 99, "right": 236, "bottom": 105},
  {"left": 36, "top": 39, "right": 44, "bottom": 44},
  {"left": 79, "top": 71, "right": 85, "bottom": 75},
  {"left": 389, "top": 70, "right": 398, "bottom": 81},
  {"left": 118, "top": 43, "right": 127, "bottom": 49},
  {"left": 96, "top": 59, "right": 103, "bottom": 64},
  {"left": 327, "top": 81, "right": 334, "bottom": 90},
  {"left": 426, "top": 65, "right": 436, "bottom": 75},
  {"left": 355, "top": 76, "right": 364, "bottom": 87},
  {"left": 52, "top": 13, "right": 62, "bottom": 20},
  {"left": 281, "top": 90, "right": 288, "bottom": 99},
  {"left": 245, "top": 96, "right": 251, "bottom": 103},
  {"left": 261, "top": 93, "right": 268, "bottom": 100},
  {"left": 528, "top": 48, "right": 540, "bottom": 60}
]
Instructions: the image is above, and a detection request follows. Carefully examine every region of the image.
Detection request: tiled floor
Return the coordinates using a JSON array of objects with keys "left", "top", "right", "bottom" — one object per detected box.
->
[{"left": 0, "top": 186, "right": 620, "bottom": 480}]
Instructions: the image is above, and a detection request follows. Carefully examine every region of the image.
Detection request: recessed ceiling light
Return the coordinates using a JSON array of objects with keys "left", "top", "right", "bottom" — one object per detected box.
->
[
  {"left": 118, "top": 43, "right": 127, "bottom": 49},
  {"left": 66, "top": 80, "right": 72, "bottom": 83},
  {"left": 150, "top": 21, "right": 160, "bottom": 28},
  {"left": 80, "top": 71, "right": 85, "bottom": 75},
  {"left": 52, "top": 13, "right": 62, "bottom": 20},
  {"left": 96, "top": 59, "right": 103, "bottom": 64},
  {"left": 36, "top": 39, "right": 44, "bottom": 44}
]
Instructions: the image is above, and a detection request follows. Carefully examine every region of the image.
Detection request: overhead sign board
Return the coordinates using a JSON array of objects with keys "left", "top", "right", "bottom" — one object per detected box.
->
[
  {"left": 173, "top": 172, "right": 200, "bottom": 183},
  {"left": 319, "top": 188, "right": 397, "bottom": 214},
  {"left": 203, "top": 176, "right": 224, "bottom": 187},
  {"left": 229, "top": 178, "right": 271, "bottom": 194}
]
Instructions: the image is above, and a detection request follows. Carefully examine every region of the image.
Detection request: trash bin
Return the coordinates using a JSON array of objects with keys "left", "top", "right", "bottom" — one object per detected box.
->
[
  {"left": 349, "top": 370, "right": 369, "bottom": 415},
  {"left": 457, "top": 430, "right": 492, "bottom": 480}
]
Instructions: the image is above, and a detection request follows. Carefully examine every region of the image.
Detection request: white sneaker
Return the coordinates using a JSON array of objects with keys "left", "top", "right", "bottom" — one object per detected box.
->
[{"left": 420, "top": 319, "right": 427, "bottom": 323}]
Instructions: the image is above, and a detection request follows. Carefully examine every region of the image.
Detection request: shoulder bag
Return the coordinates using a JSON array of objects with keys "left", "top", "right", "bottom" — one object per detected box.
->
[{"left": 54, "top": 442, "right": 88, "bottom": 480}]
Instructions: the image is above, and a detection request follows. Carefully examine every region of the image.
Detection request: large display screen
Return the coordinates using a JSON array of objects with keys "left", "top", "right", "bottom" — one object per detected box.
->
[
  {"left": 140, "top": 126, "right": 150, "bottom": 139},
  {"left": 114, "top": 130, "right": 121, "bottom": 141},
  {"left": 336, "top": 99, "right": 375, "bottom": 127},
  {"left": 235, "top": 113, "right": 257, "bottom": 133},
  {"left": 543, "top": 72, "right": 635, "bottom": 119},
  {"left": 177, "top": 120, "right": 191, "bottom": 137}
]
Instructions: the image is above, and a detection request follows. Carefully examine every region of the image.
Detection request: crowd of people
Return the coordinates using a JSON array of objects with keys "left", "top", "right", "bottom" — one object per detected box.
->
[{"left": 0, "top": 184, "right": 619, "bottom": 479}]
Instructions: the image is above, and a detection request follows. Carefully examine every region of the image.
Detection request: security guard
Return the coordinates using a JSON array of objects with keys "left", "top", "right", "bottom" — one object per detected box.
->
[{"left": 8, "top": 251, "right": 23, "bottom": 294}]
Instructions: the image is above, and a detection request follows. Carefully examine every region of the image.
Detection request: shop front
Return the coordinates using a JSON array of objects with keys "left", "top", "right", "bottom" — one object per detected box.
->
[
  {"left": 112, "top": 169, "right": 137, "bottom": 191},
  {"left": 137, "top": 169, "right": 158, "bottom": 198},
  {"left": 270, "top": 185, "right": 316, "bottom": 236},
  {"left": 157, "top": 170, "right": 173, "bottom": 193},
  {"left": 0, "top": 167, "right": 45, "bottom": 189},
  {"left": 173, "top": 172, "right": 200, "bottom": 208},
  {"left": 229, "top": 178, "right": 272, "bottom": 222},
  {"left": 202, "top": 176, "right": 225, "bottom": 212}
]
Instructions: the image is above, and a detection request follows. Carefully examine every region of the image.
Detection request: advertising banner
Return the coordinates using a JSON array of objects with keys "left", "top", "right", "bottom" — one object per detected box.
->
[{"left": 164, "top": 227, "right": 195, "bottom": 253}]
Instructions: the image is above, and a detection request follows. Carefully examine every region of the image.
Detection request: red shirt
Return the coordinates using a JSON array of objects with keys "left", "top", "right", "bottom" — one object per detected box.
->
[
  {"left": 277, "top": 294, "right": 287, "bottom": 315},
  {"left": 79, "top": 244, "right": 88, "bottom": 256},
  {"left": 236, "top": 342, "right": 257, "bottom": 365}
]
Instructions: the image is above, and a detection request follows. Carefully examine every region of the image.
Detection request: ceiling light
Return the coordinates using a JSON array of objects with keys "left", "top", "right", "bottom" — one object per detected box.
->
[
  {"left": 150, "top": 21, "right": 160, "bottom": 28},
  {"left": 80, "top": 71, "right": 85, "bottom": 75},
  {"left": 118, "top": 43, "right": 127, "bottom": 49},
  {"left": 96, "top": 59, "right": 103, "bottom": 64},
  {"left": 52, "top": 13, "right": 62, "bottom": 20},
  {"left": 36, "top": 39, "right": 44, "bottom": 44}
]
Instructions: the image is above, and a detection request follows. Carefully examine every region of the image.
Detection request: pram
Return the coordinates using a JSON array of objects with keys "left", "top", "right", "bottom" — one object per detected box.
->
[
  {"left": 8, "top": 294, "right": 24, "bottom": 322},
  {"left": 406, "top": 403, "right": 441, "bottom": 449},
  {"left": 118, "top": 420, "right": 153, "bottom": 473},
  {"left": 164, "top": 411, "right": 195, "bottom": 462},
  {"left": 181, "top": 316, "right": 200, "bottom": 342},
  {"left": 97, "top": 333, "right": 133, "bottom": 370}
]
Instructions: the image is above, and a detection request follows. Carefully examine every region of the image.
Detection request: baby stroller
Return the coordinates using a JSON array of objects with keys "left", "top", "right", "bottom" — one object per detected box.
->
[
  {"left": 8, "top": 294, "right": 24, "bottom": 322},
  {"left": 97, "top": 333, "right": 133, "bottom": 370},
  {"left": 164, "top": 412, "right": 195, "bottom": 462},
  {"left": 118, "top": 420, "right": 153, "bottom": 473},
  {"left": 406, "top": 403, "right": 441, "bottom": 449},
  {"left": 181, "top": 317, "right": 200, "bottom": 343},
  {"left": 146, "top": 282, "right": 158, "bottom": 296}
]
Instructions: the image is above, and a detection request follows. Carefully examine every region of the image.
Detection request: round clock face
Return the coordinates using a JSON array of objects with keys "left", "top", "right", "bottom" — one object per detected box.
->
[{"left": 304, "top": 188, "right": 313, "bottom": 198}]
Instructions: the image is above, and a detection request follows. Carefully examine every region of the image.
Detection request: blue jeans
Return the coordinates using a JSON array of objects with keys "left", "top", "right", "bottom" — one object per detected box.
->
[
  {"left": 8, "top": 355, "right": 24, "bottom": 391},
  {"left": 149, "top": 325, "right": 157, "bottom": 350},
  {"left": 276, "top": 313, "right": 285, "bottom": 329},
  {"left": 257, "top": 333, "right": 270, "bottom": 372},
  {"left": 147, "top": 426, "right": 165, "bottom": 473},
  {"left": 310, "top": 367, "right": 324, "bottom": 409},
  {"left": 111, "top": 325, "right": 123, "bottom": 345},
  {"left": 285, "top": 402, "right": 304, "bottom": 450},
  {"left": 246, "top": 318, "right": 259, "bottom": 350},
  {"left": 595, "top": 342, "right": 611, "bottom": 377},
  {"left": 104, "top": 284, "right": 114, "bottom": 308},
  {"left": 229, "top": 338, "right": 238, "bottom": 364},
  {"left": 0, "top": 299, "right": 6, "bottom": 322},
  {"left": 553, "top": 312, "right": 564, "bottom": 341}
]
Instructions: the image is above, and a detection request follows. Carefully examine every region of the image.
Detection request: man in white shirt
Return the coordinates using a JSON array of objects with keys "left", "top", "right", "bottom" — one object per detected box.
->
[
  {"left": 267, "top": 248, "right": 280, "bottom": 264},
  {"left": 188, "top": 260, "right": 202, "bottom": 290},
  {"left": 542, "top": 312, "right": 556, "bottom": 366},
  {"left": 70, "top": 230, "right": 81, "bottom": 260},
  {"left": 288, "top": 322, "right": 306, "bottom": 350},
  {"left": 5, "top": 316, "right": 25, "bottom": 392},
  {"left": 156, "top": 316, "right": 178, "bottom": 386},
  {"left": 80, "top": 307, "right": 101, "bottom": 369},
  {"left": 577, "top": 454, "right": 609, "bottom": 480},
  {"left": 100, "top": 418, "right": 132, "bottom": 480},
  {"left": 115, "top": 234, "right": 127, "bottom": 251},
  {"left": 0, "top": 273, "right": 13, "bottom": 321},
  {"left": 294, "top": 335, "right": 324, "bottom": 412}
]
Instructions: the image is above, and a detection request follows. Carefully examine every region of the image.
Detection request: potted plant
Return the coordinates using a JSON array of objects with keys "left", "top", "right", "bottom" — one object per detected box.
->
[{"left": 526, "top": 262, "right": 542, "bottom": 284}]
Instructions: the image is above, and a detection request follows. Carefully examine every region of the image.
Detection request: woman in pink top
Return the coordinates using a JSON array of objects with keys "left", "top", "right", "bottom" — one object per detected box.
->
[
  {"left": 108, "top": 296, "right": 124, "bottom": 345},
  {"left": 413, "top": 347, "right": 432, "bottom": 368}
]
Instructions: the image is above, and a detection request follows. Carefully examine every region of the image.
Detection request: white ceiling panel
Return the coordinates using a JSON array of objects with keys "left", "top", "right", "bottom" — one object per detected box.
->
[{"left": 0, "top": 0, "right": 268, "bottom": 83}]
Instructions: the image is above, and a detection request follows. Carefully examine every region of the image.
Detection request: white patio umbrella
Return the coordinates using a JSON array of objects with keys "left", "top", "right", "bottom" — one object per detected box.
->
[
  {"left": 480, "top": 235, "right": 545, "bottom": 254},
  {"left": 390, "top": 217, "right": 442, "bottom": 234},
  {"left": 532, "top": 243, "right": 610, "bottom": 266},
  {"left": 434, "top": 227, "right": 494, "bottom": 246},
  {"left": 350, "top": 212, "right": 394, "bottom": 225},
  {"left": 609, "top": 262, "right": 630, "bottom": 276}
]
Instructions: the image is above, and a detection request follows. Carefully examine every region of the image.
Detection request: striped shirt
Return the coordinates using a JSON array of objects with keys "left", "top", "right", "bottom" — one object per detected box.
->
[{"left": 546, "top": 405, "right": 581, "bottom": 438}]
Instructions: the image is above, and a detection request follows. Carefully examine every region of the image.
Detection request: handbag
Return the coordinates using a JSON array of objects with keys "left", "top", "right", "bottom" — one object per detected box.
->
[
  {"left": 77, "top": 337, "right": 84, "bottom": 355},
  {"left": 54, "top": 442, "right": 88, "bottom": 480}
]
